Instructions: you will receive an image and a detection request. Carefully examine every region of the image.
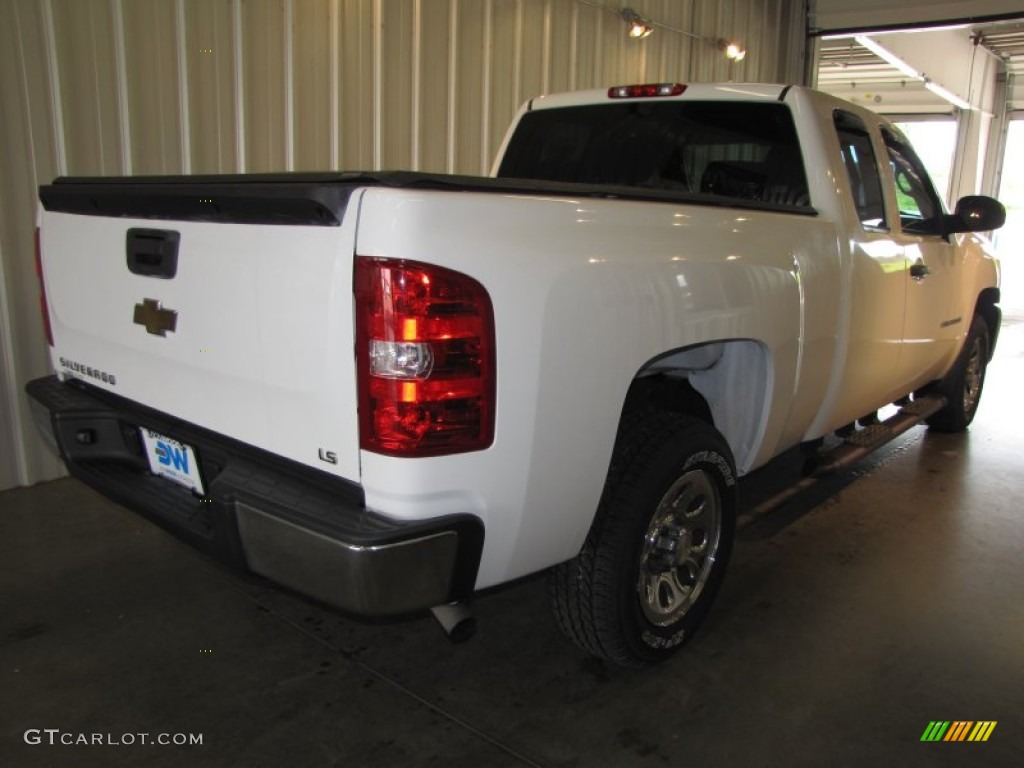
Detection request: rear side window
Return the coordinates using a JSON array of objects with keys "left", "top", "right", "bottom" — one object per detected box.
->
[
  {"left": 497, "top": 101, "right": 811, "bottom": 208},
  {"left": 833, "top": 110, "right": 887, "bottom": 230}
]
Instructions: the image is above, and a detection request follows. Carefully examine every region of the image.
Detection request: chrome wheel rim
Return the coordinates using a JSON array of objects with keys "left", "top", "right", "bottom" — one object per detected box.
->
[
  {"left": 637, "top": 469, "right": 722, "bottom": 627},
  {"left": 962, "top": 337, "right": 984, "bottom": 414}
]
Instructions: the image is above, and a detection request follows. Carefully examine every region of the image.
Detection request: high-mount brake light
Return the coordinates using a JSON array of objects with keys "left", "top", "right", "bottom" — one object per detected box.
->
[
  {"left": 608, "top": 83, "right": 687, "bottom": 99},
  {"left": 34, "top": 227, "right": 54, "bottom": 347},
  {"left": 355, "top": 257, "right": 495, "bottom": 457}
]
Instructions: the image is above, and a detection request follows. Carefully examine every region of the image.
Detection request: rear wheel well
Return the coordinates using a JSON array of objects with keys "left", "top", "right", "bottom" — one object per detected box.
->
[
  {"left": 620, "top": 375, "right": 713, "bottom": 428},
  {"left": 616, "top": 340, "right": 770, "bottom": 475}
]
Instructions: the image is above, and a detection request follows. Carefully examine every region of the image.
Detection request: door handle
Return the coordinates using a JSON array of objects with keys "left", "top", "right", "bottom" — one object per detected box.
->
[
  {"left": 910, "top": 262, "right": 931, "bottom": 280},
  {"left": 126, "top": 228, "right": 180, "bottom": 279}
]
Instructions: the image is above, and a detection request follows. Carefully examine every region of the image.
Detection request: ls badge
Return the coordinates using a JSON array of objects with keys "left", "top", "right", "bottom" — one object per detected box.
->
[{"left": 133, "top": 298, "right": 178, "bottom": 337}]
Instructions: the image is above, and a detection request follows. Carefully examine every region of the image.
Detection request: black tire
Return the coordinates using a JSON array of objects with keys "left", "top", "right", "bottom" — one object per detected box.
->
[
  {"left": 548, "top": 413, "right": 737, "bottom": 667},
  {"left": 927, "top": 314, "right": 990, "bottom": 433}
]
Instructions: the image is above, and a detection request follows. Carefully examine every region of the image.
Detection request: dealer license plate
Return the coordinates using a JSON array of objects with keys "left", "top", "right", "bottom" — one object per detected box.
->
[{"left": 141, "top": 428, "right": 206, "bottom": 496}]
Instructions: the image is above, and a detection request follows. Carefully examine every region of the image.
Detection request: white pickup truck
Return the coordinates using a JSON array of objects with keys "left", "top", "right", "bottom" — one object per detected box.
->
[{"left": 28, "top": 83, "right": 1004, "bottom": 666}]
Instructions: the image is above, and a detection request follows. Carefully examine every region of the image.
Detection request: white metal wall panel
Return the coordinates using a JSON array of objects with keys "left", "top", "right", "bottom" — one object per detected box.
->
[
  {"left": 339, "top": 0, "right": 376, "bottom": 170},
  {"left": 0, "top": 244, "right": 18, "bottom": 487},
  {"left": 294, "top": 0, "right": 334, "bottom": 171},
  {"left": 0, "top": 0, "right": 66, "bottom": 488},
  {"left": 186, "top": 0, "right": 239, "bottom": 174},
  {"left": 123, "top": 0, "right": 184, "bottom": 174},
  {"left": 381, "top": 0, "right": 415, "bottom": 170},
  {"left": 51, "top": 0, "right": 120, "bottom": 175},
  {"left": 417, "top": 0, "right": 451, "bottom": 172},
  {"left": 451, "top": 0, "right": 486, "bottom": 174},
  {"left": 242, "top": 0, "right": 289, "bottom": 171},
  {"left": 491, "top": 0, "right": 523, "bottom": 161},
  {"left": 0, "top": 0, "right": 807, "bottom": 488},
  {"left": 52, "top": 0, "right": 124, "bottom": 176}
]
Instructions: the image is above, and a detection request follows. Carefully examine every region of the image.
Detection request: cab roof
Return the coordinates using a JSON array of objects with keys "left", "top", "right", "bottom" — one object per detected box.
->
[{"left": 527, "top": 83, "right": 794, "bottom": 111}]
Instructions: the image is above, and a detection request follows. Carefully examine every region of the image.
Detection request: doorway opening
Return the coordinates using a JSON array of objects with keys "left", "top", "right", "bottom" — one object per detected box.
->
[
  {"left": 996, "top": 119, "right": 1024, "bottom": 312},
  {"left": 894, "top": 118, "right": 957, "bottom": 205}
]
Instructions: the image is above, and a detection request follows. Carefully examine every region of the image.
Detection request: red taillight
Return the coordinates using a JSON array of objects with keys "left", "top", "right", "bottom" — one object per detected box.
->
[
  {"left": 355, "top": 257, "right": 495, "bottom": 457},
  {"left": 608, "top": 83, "right": 686, "bottom": 99},
  {"left": 34, "top": 227, "right": 54, "bottom": 347}
]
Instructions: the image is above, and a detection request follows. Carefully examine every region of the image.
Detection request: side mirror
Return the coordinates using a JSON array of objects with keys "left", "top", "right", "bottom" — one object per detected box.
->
[{"left": 945, "top": 195, "right": 1006, "bottom": 234}]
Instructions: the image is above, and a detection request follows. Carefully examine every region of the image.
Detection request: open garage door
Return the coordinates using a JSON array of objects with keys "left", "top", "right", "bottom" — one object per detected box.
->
[
  {"left": 812, "top": 10, "right": 1024, "bottom": 220},
  {"left": 811, "top": 4, "right": 1023, "bottom": 311},
  {"left": 996, "top": 120, "right": 1024, "bottom": 310}
]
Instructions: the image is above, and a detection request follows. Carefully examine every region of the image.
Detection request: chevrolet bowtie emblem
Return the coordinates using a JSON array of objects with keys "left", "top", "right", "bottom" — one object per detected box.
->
[{"left": 133, "top": 298, "right": 178, "bottom": 337}]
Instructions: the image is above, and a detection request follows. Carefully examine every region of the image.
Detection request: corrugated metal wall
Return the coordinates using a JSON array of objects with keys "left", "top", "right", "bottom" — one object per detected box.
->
[{"left": 0, "top": 0, "right": 807, "bottom": 489}]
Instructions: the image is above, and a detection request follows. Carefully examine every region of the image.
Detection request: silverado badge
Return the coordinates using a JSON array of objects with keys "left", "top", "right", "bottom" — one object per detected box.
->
[{"left": 133, "top": 298, "right": 178, "bottom": 337}]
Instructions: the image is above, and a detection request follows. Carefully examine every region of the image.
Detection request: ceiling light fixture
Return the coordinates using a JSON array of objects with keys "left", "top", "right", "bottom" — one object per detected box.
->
[
  {"left": 620, "top": 8, "right": 653, "bottom": 39},
  {"left": 578, "top": 2, "right": 748, "bottom": 57},
  {"left": 720, "top": 40, "right": 746, "bottom": 61}
]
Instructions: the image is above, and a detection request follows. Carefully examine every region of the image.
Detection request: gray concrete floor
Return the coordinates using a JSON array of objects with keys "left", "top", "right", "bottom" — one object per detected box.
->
[{"left": 3, "top": 313, "right": 1023, "bottom": 768}]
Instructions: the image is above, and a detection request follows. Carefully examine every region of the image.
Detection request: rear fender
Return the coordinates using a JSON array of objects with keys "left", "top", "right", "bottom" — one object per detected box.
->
[{"left": 629, "top": 340, "right": 771, "bottom": 474}]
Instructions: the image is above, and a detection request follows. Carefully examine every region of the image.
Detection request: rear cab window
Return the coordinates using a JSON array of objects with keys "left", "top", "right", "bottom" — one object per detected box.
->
[
  {"left": 497, "top": 101, "right": 811, "bottom": 209},
  {"left": 833, "top": 110, "right": 888, "bottom": 231}
]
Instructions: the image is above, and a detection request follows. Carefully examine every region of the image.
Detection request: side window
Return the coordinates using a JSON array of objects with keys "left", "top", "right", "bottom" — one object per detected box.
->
[
  {"left": 882, "top": 129, "right": 944, "bottom": 236},
  {"left": 833, "top": 110, "right": 887, "bottom": 230}
]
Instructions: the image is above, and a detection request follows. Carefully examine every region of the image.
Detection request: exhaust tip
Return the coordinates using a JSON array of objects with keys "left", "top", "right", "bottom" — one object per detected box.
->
[{"left": 430, "top": 602, "right": 476, "bottom": 644}]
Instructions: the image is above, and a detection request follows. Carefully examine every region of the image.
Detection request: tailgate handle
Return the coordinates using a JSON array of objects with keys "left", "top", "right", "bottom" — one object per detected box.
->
[{"left": 126, "top": 228, "right": 180, "bottom": 279}]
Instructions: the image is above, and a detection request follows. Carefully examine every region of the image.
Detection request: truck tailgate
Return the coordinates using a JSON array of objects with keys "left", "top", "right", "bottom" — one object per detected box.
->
[{"left": 38, "top": 187, "right": 362, "bottom": 483}]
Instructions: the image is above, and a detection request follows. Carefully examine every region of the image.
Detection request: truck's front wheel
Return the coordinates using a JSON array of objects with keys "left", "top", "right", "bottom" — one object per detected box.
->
[
  {"left": 927, "top": 314, "right": 990, "bottom": 433},
  {"left": 549, "top": 414, "right": 737, "bottom": 667}
]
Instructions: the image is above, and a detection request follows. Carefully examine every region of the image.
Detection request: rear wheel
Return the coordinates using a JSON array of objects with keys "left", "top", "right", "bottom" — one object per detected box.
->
[
  {"left": 927, "top": 314, "right": 990, "bottom": 433},
  {"left": 549, "top": 414, "right": 737, "bottom": 667}
]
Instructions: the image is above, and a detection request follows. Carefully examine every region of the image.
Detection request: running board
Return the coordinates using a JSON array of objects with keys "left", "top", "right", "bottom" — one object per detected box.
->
[
  {"left": 810, "top": 395, "right": 948, "bottom": 475},
  {"left": 739, "top": 395, "right": 949, "bottom": 526}
]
